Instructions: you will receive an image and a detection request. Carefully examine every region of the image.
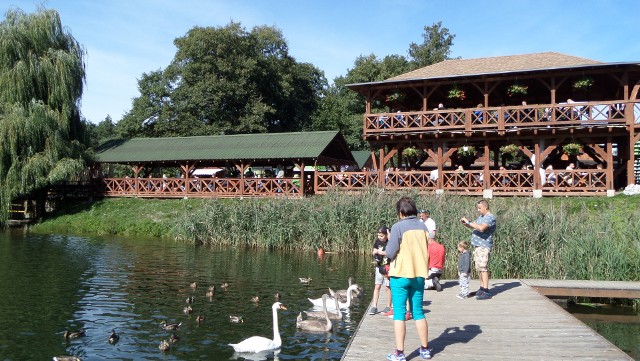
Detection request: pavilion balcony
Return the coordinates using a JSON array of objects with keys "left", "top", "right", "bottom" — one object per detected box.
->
[
  {"left": 363, "top": 99, "right": 640, "bottom": 138},
  {"left": 314, "top": 168, "right": 608, "bottom": 196}
]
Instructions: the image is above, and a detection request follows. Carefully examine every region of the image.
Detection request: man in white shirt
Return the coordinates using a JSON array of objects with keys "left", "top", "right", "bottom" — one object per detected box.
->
[{"left": 418, "top": 209, "right": 437, "bottom": 234}]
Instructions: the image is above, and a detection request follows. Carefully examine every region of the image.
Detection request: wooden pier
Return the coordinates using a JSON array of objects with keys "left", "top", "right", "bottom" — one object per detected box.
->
[
  {"left": 522, "top": 279, "right": 640, "bottom": 299},
  {"left": 342, "top": 279, "right": 634, "bottom": 360}
]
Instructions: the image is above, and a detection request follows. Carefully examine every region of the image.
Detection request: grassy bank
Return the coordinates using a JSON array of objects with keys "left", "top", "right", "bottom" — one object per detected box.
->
[{"left": 31, "top": 190, "right": 640, "bottom": 281}]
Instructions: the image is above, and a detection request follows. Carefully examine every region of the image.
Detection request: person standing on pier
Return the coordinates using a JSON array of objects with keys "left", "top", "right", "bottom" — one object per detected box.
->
[
  {"left": 385, "top": 197, "right": 432, "bottom": 360},
  {"left": 461, "top": 200, "right": 497, "bottom": 300},
  {"left": 456, "top": 240, "right": 471, "bottom": 299},
  {"left": 370, "top": 226, "right": 391, "bottom": 315}
]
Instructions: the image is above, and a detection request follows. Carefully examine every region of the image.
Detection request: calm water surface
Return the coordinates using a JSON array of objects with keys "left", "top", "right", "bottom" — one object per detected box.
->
[{"left": 0, "top": 231, "right": 373, "bottom": 361}]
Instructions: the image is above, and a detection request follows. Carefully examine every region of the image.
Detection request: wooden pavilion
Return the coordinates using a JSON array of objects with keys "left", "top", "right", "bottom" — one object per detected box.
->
[
  {"left": 345, "top": 52, "right": 640, "bottom": 197},
  {"left": 91, "top": 131, "right": 356, "bottom": 198}
]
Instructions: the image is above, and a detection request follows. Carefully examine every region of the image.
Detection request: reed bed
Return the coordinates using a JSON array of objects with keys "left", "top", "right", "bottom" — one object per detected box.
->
[
  {"left": 173, "top": 190, "right": 640, "bottom": 281},
  {"left": 33, "top": 191, "right": 640, "bottom": 281}
]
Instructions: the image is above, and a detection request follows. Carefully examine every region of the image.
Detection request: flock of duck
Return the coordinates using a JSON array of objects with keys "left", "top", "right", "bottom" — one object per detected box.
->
[{"left": 53, "top": 277, "right": 363, "bottom": 360}]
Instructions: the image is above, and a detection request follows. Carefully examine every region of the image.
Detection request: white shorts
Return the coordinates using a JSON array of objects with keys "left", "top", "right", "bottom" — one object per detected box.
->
[{"left": 375, "top": 267, "right": 390, "bottom": 286}]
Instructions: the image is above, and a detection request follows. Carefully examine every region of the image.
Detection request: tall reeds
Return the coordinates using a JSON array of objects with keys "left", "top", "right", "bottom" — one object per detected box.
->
[
  {"left": 173, "top": 191, "right": 640, "bottom": 281},
  {"left": 33, "top": 192, "right": 640, "bottom": 281}
]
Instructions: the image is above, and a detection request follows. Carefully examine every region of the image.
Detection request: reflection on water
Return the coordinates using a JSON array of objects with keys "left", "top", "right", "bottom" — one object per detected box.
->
[
  {"left": 0, "top": 231, "right": 373, "bottom": 361},
  {"left": 567, "top": 302, "right": 640, "bottom": 360}
]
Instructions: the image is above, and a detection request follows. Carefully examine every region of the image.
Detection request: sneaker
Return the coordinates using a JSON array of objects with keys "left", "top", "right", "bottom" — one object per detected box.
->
[
  {"left": 419, "top": 347, "right": 433, "bottom": 359},
  {"left": 476, "top": 291, "right": 492, "bottom": 300},
  {"left": 433, "top": 277, "right": 442, "bottom": 292},
  {"left": 456, "top": 293, "right": 468, "bottom": 299},
  {"left": 387, "top": 351, "right": 406, "bottom": 361},
  {"left": 369, "top": 307, "right": 378, "bottom": 315},
  {"left": 380, "top": 306, "right": 391, "bottom": 314},
  {"left": 382, "top": 309, "right": 394, "bottom": 317},
  {"left": 405, "top": 312, "right": 412, "bottom": 320}
]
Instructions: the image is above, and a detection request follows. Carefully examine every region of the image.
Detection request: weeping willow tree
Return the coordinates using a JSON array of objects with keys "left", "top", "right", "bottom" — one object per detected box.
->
[{"left": 0, "top": 8, "right": 89, "bottom": 224}]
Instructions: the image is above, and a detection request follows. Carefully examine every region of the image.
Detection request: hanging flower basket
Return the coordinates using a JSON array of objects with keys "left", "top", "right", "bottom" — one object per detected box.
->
[
  {"left": 499, "top": 144, "right": 520, "bottom": 157},
  {"left": 507, "top": 84, "right": 528, "bottom": 97},
  {"left": 457, "top": 145, "right": 477, "bottom": 157},
  {"left": 402, "top": 147, "right": 419, "bottom": 159},
  {"left": 562, "top": 143, "right": 583, "bottom": 156},
  {"left": 447, "top": 86, "right": 466, "bottom": 100},
  {"left": 385, "top": 91, "right": 405, "bottom": 103},
  {"left": 572, "top": 77, "right": 594, "bottom": 91}
]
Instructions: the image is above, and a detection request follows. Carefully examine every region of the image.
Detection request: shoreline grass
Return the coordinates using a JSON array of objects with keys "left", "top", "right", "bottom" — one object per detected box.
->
[{"left": 30, "top": 190, "right": 640, "bottom": 282}]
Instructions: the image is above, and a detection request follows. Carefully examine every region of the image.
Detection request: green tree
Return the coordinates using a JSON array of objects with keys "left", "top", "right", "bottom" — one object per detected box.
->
[
  {"left": 311, "top": 22, "right": 456, "bottom": 150},
  {"left": 0, "top": 7, "right": 89, "bottom": 223},
  {"left": 86, "top": 115, "right": 117, "bottom": 148},
  {"left": 119, "top": 22, "right": 325, "bottom": 138},
  {"left": 312, "top": 54, "right": 412, "bottom": 150},
  {"left": 408, "top": 21, "right": 456, "bottom": 68}
]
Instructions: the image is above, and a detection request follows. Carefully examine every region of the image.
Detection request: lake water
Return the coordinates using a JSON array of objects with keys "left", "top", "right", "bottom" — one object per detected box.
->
[
  {"left": 0, "top": 231, "right": 372, "bottom": 361},
  {"left": 0, "top": 231, "right": 636, "bottom": 360}
]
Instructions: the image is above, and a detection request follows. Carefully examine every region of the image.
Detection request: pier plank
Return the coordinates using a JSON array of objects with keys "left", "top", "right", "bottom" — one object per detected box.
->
[{"left": 342, "top": 279, "right": 633, "bottom": 360}]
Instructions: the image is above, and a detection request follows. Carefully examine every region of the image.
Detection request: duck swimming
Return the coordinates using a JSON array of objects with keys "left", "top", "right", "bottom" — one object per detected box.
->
[
  {"left": 228, "top": 302, "right": 287, "bottom": 353},
  {"left": 63, "top": 330, "right": 85, "bottom": 340},
  {"left": 298, "top": 277, "right": 312, "bottom": 284},
  {"left": 161, "top": 321, "right": 182, "bottom": 331},
  {"left": 169, "top": 333, "right": 180, "bottom": 343},
  {"left": 107, "top": 329, "right": 119, "bottom": 344},
  {"left": 159, "top": 339, "right": 171, "bottom": 352},
  {"left": 229, "top": 315, "right": 244, "bottom": 323}
]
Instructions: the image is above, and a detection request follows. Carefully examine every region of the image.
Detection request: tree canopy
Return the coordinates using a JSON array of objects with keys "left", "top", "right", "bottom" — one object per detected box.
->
[
  {"left": 118, "top": 22, "right": 326, "bottom": 138},
  {"left": 0, "top": 7, "right": 89, "bottom": 223},
  {"left": 312, "top": 22, "right": 456, "bottom": 150}
]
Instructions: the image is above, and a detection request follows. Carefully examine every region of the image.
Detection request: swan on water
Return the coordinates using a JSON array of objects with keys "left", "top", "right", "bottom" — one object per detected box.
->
[
  {"left": 297, "top": 294, "right": 332, "bottom": 332},
  {"left": 308, "top": 284, "right": 358, "bottom": 310},
  {"left": 229, "top": 302, "right": 287, "bottom": 353},
  {"left": 329, "top": 277, "right": 362, "bottom": 302},
  {"left": 302, "top": 293, "right": 342, "bottom": 320}
]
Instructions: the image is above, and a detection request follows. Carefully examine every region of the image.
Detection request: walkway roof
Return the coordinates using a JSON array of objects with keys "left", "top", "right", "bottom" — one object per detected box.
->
[{"left": 94, "top": 131, "right": 356, "bottom": 166}]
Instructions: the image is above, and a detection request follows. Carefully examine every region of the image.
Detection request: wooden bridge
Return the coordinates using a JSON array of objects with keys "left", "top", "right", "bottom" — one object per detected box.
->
[{"left": 342, "top": 279, "right": 635, "bottom": 360}]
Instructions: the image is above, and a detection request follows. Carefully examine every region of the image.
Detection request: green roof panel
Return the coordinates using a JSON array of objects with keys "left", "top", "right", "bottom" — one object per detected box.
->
[{"left": 94, "top": 131, "right": 354, "bottom": 164}]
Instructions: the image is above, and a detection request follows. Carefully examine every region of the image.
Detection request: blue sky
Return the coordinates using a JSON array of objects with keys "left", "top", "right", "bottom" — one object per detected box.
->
[{"left": 3, "top": 0, "right": 639, "bottom": 124}]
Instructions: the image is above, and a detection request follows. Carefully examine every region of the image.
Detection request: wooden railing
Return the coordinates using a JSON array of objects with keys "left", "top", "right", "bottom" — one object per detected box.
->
[
  {"left": 93, "top": 168, "right": 610, "bottom": 198},
  {"left": 94, "top": 177, "right": 301, "bottom": 198},
  {"left": 364, "top": 100, "right": 639, "bottom": 135},
  {"left": 316, "top": 172, "right": 380, "bottom": 191}
]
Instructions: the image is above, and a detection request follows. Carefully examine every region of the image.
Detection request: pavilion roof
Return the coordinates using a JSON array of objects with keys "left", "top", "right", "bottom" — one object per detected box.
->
[
  {"left": 388, "top": 52, "right": 602, "bottom": 81},
  {"left": 94, "top": 131, "right": 355, "bottom": 166},
  {"left": 345, "top": 52, "right": 640, "bottom": 92}
]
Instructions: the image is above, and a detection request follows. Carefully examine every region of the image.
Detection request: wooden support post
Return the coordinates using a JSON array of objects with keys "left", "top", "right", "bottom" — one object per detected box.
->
[{"left": 606, "top": 136, "right": 614, "bottom": 193}]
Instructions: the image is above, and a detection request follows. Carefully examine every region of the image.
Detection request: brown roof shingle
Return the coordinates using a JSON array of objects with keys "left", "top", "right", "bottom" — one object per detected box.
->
[{"left": 388, "top": 52, "right": 602, "bottom": 81}]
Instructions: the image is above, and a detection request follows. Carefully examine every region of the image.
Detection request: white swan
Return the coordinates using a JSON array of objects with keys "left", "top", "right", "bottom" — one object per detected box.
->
[
  {"left": 329, "top": 277, "right": 362, "bottom": 302},
  {"left": 308, "top": 284, "right": 358, "bottom": 310},
  {"left": 302, "top": 292, "right": 342, "bottom": 320},
  {"left": 229, "top": 302, "right": 287, "bottom": 353},
  {"left": 297, "top": 294, "right": 332, "bottom": 332}
]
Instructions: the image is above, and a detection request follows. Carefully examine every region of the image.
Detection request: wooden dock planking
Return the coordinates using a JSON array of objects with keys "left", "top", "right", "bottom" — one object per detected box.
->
[
  {"left": 522, "top": 279, "right": 640, "bottom": 299},
  {"left": 341, "top": 279, "right": 633, "bottom": 360}
]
